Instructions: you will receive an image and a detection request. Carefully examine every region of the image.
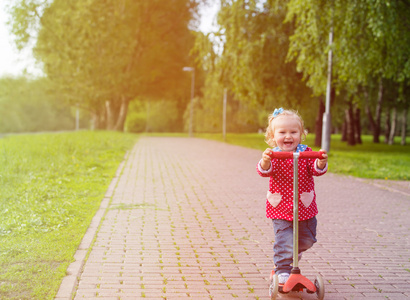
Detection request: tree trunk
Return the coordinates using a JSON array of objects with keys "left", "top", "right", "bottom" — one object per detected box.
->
[
  {"left": 145, "top": 100, "right": 151, "bottom": 132},
  {"left": 106, "top": 100, "right": 115, "bottom": 130},
  {"left": 113, "top": 96, "right": 129, "bottom": 131},
  {"left": 373, "top": 79, "right": 384, "bottom": 143},
  {"left": 341, "top": 117, "right": 347, "bottom": 142},
  {"left": 363, "top": 86, "right": 375, "bottom": 133},
  {"left": 91, "top": 108, "right": 106, "bottom": 130},
  {"left": 388, "top": 107, "right": 397, "bottom": 145},
  {"left": 315, "top": 97, "right": 325, "bottom": 147},
  {"left": 401, "top": 107, "right": 407, "bottom": 146},
  {"left": 354, "top": 107, "right": 362, "bottom": 144},
  {"left": 363, "top": 79, "right": 384, "bottom": 143},
  {"left": 384, "top": 107, "right": 391, "bottom": 143},
  {"left": 345, "top": 104, "right": 356, "bottom": 146},
  {"left": 91, "top": 112, "right": 99, "bottom": 130}
]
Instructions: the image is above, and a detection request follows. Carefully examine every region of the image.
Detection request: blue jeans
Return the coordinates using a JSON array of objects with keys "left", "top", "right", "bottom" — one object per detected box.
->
[{"left": 272, "top": 217, "right": 317, "bottom": 275}]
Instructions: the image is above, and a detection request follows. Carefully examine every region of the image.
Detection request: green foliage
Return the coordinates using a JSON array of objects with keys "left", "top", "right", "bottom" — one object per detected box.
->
[
  {"left": 216, "top": 1, "right": 314, "bottom": 124},
  {"left": 6, "top": 0, "right": 409, "bottom": 138},
  {"left": 126, "top": 99, "right": 180, "bottom": 133},
  {"left": 0, "top": 131, "right": 137, "bottom": 299},
  {"left": 197, "top": 133, "right": 410, "bottom": 180},
  {"left": 191, "top": 0, "right": 409, "bottom": 141},
  {"left": 286, "top": 0, "right": 410, "bottom": 93},
  {"left": 125, "top": 101, "right": 147, "bottom": 133},
  {"left": 186, "top": 72, "right": 233, "bottom": 133},
  {"left": 8, "top": 0, "right": 201, "bottom": 130},
  {"left": 191, "top": 0, "right": 320, "bottom": 132},
  {"left": 0, "top": 76, "right": 75, "bottom": 133}
]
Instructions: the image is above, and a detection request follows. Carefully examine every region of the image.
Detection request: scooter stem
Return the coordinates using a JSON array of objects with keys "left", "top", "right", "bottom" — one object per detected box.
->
[{"left": 292, "top": 152, "right": 300, "bottom": 271}]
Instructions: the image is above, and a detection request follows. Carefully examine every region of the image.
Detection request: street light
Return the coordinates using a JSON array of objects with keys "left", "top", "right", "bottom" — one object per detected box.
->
[
  {"left": 76, "top": 103, "right": 80, "bottom": 131},
  {"left": 183, "top": 67, "right": 195, "bottom": 137},
  {"left": 322, "top": 6, "right": 334, "bottom": 153},
  {"left": 321, "top": 27, "right": 333, "bottom": 153},
  {"left": 223, "top": 88, "right": 227, "bottom": 142}
]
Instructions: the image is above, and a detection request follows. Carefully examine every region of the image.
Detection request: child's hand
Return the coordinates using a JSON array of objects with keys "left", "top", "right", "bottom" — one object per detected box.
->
[
  {"left": 261, "top": 148, "right": 273, "bottom": 170},
  {"left": 317, "top": 149, "right": 328, "bottom": 169}
]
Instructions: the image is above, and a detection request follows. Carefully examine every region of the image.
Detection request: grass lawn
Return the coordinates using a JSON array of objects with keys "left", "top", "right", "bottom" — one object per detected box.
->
[
  {"left": 0, "top": 131, "right": 137, "bottom": 299},
  {"left": 195, "top": 133, "right": 410, "bottom": 181}
]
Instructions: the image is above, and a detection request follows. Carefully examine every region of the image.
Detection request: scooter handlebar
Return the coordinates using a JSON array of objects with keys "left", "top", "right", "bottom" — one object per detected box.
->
[
  {"left": 299, "top": 151, "right": 325, "bottom": 159},
  {"left": 269, "top": 151, "right": 325, "bottom": 159}
]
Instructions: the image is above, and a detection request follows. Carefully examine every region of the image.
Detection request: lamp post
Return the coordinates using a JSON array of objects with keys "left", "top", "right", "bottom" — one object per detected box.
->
[
  {"left": 183, "top": 67, "right": 195, "bottom": 137},
  {"left": 322, "top": 5, "right": 334, "bottom": 153},
  {"left": 223, "top": 88, "right": 227, "bottom": 142},
  {"left": 321, "top": 27, "right": 333, "bottom": 153},
  {"left": 76, "top": 103, "right": 80, "bottom": 131}
]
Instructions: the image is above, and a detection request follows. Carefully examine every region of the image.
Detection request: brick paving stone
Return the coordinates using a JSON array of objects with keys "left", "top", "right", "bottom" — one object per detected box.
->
[{"left": 56, "top": 137, "right": 410, "bottom": 300}]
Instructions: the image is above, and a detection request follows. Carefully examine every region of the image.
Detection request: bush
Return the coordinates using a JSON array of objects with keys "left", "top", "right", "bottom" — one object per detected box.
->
[
  {"left": 0, "top": 76, "right": 76, "bottom": 133},
  {"left": 126, "top": 99, "right": 179, "bottom": 132}
]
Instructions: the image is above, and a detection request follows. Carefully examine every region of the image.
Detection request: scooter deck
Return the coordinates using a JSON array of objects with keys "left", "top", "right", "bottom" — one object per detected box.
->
[{"left": 281, "top": 273, "right": 316, "bottom": 293}]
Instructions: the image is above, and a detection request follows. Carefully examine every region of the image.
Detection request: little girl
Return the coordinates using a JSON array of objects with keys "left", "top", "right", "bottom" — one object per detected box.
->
[{"left": 257, "top": 108, "right": 328, "bottom": 285}]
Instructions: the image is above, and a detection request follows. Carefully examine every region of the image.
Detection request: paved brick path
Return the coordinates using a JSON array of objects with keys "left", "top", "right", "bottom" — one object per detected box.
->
[{"left": 56, "top": 137, "right": 410, "bottom": 299}]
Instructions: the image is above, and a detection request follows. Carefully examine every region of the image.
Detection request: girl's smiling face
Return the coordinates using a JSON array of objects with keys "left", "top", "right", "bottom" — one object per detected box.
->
[{"left": 272, "top": 116, "right": 301, "bottom": 151}]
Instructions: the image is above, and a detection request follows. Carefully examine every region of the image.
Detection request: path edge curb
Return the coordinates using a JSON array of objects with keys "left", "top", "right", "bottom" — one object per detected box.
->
[{"left": 54, "top": 150, "right": 131, "bottom": 299}]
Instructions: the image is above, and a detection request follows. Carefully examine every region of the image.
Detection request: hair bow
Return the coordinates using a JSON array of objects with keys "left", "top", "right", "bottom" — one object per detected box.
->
[{"left": 273, "top": 108, "right": 284, "bottom": 117}]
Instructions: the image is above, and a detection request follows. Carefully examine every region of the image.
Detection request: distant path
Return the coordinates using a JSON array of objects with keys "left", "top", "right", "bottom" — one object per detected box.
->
[
  {"left": 356, "top": 178, "right": 410, "bottom": 197},
  {"left": 56, "top": 137, "right": 410, "bottom": 299}
]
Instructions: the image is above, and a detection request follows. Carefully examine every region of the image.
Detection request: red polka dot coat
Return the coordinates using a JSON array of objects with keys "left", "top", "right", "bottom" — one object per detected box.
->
[{"left": 257, "top": 145, "right": 327, "bottom": 221}]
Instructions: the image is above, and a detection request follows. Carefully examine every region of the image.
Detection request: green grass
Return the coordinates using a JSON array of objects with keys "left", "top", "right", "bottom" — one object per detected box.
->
[
  {"left": 195, "top": 133, "right": 410, "bottom": 181},
  {"left": 0, "top": 131, "right": 138, "bottom": 299}
]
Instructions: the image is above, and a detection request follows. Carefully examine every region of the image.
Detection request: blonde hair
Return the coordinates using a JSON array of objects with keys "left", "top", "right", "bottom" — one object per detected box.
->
[{"left": 264, "top": 109, "right": 308, "bottom": 147}]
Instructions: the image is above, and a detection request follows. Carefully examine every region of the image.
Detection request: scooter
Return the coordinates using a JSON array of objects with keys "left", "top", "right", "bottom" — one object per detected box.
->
[{"left": 268, "top": 151, "right": 325, "bottom": 300}]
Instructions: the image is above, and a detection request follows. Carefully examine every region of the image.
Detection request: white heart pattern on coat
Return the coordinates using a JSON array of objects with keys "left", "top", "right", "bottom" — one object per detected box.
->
[
  {"left": 300, "top": 191, "right": 315, "bottom": 208},
  {"left": 267, "top": 191, "right": 282, "bottom": 208}
]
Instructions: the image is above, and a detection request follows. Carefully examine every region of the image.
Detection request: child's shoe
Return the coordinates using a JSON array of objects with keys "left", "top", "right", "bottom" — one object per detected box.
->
[{"left": 278, "top": 273, "right": 290, "bottom": 285}]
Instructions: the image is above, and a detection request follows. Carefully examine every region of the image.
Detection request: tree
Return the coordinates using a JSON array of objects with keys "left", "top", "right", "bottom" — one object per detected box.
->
[
  {"left": 7, "top": 0, "right": 201, "bottom": 131},
  {"left": 0, "top": 76, "right": 75, "bottom": 132},
  {"left": 286, "top": 0, "right": 410, "bottom": 144},
  {"left": 195, "top": 0, "right": 317, "bottom": 132}
]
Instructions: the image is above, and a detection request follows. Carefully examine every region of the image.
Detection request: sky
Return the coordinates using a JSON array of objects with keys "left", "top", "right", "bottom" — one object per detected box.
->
[{"left": 0, "top": 1, "right": 220, "bottom": 77}]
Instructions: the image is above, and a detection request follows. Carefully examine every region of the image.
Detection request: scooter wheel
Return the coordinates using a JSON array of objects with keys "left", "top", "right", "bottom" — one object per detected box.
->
[
  {"left": 314, "top": 275, "right": 325, "bottom": 300},
  {"left": 269, "top": 273, "right": 279, "bottom": 300}
]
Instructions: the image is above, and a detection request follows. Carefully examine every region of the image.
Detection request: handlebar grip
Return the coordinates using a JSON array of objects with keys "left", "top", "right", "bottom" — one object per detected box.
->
[
  {"left": 269, "top": 151, "right": 325, "bottom": 159},
  {"left": 268, "top": 152, "right": 293, "bottom": 159},
  {"left": 299, "top": 151, "right": 325, "bottom": 159}
]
